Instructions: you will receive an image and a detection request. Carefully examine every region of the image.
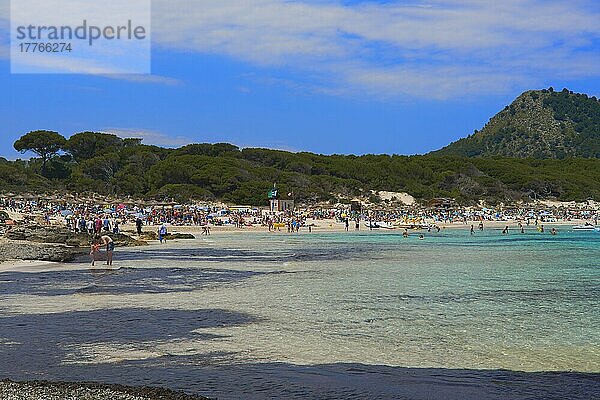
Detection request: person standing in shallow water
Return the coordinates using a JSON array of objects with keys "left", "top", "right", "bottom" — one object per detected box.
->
[
  {"left": 89, "top": 240, "right": 100, "bottom": 267},
  {"left": 98, "top": 235, "right": 114, "bottom": 266},
  {"left": 470, "top": 225, "right": 474, "bottom": 235}
]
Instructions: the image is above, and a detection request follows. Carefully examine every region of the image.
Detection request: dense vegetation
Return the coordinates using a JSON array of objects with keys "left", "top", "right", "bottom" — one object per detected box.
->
[
  {"left": 3, "top": 131, "right": 600, "bottom": 205},
  {"left": 435, "top": 88, "right": 600, "bottom": 158}
]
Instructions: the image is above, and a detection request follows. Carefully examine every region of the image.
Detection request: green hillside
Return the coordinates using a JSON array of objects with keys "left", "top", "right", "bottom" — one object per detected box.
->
[{"left": 434, "top": 88, "right": 600, "bottom": 158}]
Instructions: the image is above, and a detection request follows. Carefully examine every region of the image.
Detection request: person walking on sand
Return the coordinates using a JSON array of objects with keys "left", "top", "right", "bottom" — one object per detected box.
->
[
  {"left": 98, "top": 235, "right": 114, "bottom": 266},
  {"left": 158, "top": 223, "right": 168, "bottom": 244},
  {"left": 87, "top": 218, "right": 94, "bottom": 235},
  {"left": 136, "top": 217, "right": 143, "bottom": 236},
  {"left": 95, "top": 218, "right": 102, "bottom": 234}
]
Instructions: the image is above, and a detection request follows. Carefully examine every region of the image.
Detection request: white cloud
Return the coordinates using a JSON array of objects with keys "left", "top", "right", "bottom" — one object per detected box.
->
[
  {"left": 149, "top": 0, "right": 600, "bottom": 98},
  {"left": 1, "top": 1, "right": 599, "bottom": 97},
  {"left": 102, "top": 128, "right": 192, "bottom": 147},
  {"left": 103, "top": 74, "right": 182, "bottom": 86},
  {"left": 7, "top": 51, "right": 180, "bottom": 84},
  {"left": 0, "top": 1, "right": 177, "bottom": 85}
]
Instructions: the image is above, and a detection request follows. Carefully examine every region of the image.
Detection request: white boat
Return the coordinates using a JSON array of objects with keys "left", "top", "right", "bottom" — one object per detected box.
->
[
  {"left": 364, "top": 221, "right": 395, "bottom": 229},
  {"left": 572, "top": 223, "right": 598, "bottom": 230}
]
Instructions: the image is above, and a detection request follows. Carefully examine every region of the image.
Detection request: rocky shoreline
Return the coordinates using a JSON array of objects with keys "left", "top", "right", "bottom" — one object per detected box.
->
[
  {"left": 0, "top": 379, "right": 210, "bottom": 400},
  {"left": 0, "top": 225, "right": 148, "bottom": 263},
  {"left": 0, "top": 241, "right": 84, "bottom": 263}
]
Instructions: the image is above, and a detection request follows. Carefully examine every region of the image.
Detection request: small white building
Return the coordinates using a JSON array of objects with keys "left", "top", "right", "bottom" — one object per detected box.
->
[{"left": 269, "top": 199, "right": 295, "bottom": 212}]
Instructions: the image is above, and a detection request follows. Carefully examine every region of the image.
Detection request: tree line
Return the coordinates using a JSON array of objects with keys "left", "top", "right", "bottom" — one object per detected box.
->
[{"left": 3, "top": 130, "right": 599, "bottom": 205}]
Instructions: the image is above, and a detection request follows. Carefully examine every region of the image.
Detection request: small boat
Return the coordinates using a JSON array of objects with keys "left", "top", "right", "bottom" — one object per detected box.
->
[
  {"left": 395, "top": 224, "right": 432, "bottom": 231},
  {"left": 572, "top": 223, "right": 598, "bottom": 231},
  {"left": 364, "top": 221, "right": 395, "bottom": 229},
  {"left": 377, "top": 222, "right": 396, "bottom": 229}
]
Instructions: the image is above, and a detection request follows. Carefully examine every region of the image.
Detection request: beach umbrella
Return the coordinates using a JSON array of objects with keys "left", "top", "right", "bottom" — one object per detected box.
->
[{"left": 60, "top": 210, "right": 74, "bottom": 217}]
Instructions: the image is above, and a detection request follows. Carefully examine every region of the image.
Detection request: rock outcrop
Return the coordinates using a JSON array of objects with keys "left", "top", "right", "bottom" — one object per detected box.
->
[
  {"left": 139, "top": 231, "right": 196, "bottom": 240},
  {"left": 5, "top": 225, "right": 147, "bottom": 247},
  {"left": 0, "top": 241, "right": 84, "bottom": 262},
  {"left": 0, "top": 224, "right": 147, "bottom": 263}
]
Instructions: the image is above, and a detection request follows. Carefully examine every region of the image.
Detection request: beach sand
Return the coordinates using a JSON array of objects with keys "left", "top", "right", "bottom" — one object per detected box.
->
[
  {"left": 0, "top": 260, "right": 58, "bottom": 273},
  {"left": 121, "top": 218, "right": 593, "bottom": 237}
]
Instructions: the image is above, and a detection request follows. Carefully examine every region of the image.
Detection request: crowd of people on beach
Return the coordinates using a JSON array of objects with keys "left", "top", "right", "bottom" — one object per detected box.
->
[
  {"left": 1, "top": 195, "right": 598, "bottom": 268},
  {"left": 1, "top": 196, "right": 598, "bottom": 234}
]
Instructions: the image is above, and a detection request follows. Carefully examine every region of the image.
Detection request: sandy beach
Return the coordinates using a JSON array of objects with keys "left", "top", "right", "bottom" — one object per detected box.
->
[{"left": 118, "top": 218, "right": 594, "bottom": 239}]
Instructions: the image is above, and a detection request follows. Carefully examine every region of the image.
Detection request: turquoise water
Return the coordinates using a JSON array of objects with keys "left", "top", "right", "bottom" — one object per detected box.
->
[
  {"left": 181, "top": 228, "right": 600, "bottom": 372},
  {"left": 0, "top": 228, "right": 599, "bottom": 398}
]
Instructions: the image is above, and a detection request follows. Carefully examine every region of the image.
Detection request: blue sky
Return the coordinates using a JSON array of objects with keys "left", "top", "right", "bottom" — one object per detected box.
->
[{"left": 1, "top": 0, "right": 599, "bottom": 158}]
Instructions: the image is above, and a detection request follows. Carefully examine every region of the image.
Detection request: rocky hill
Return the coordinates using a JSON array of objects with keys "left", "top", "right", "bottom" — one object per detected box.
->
[{"left": 435, "top": 88, "right": 600, "bottom": 158}]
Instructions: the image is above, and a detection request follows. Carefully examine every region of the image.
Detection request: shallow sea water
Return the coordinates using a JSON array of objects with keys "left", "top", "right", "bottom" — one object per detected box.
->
[{"left": 0, "top": 228, "right": 599, "bottom": 399}]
